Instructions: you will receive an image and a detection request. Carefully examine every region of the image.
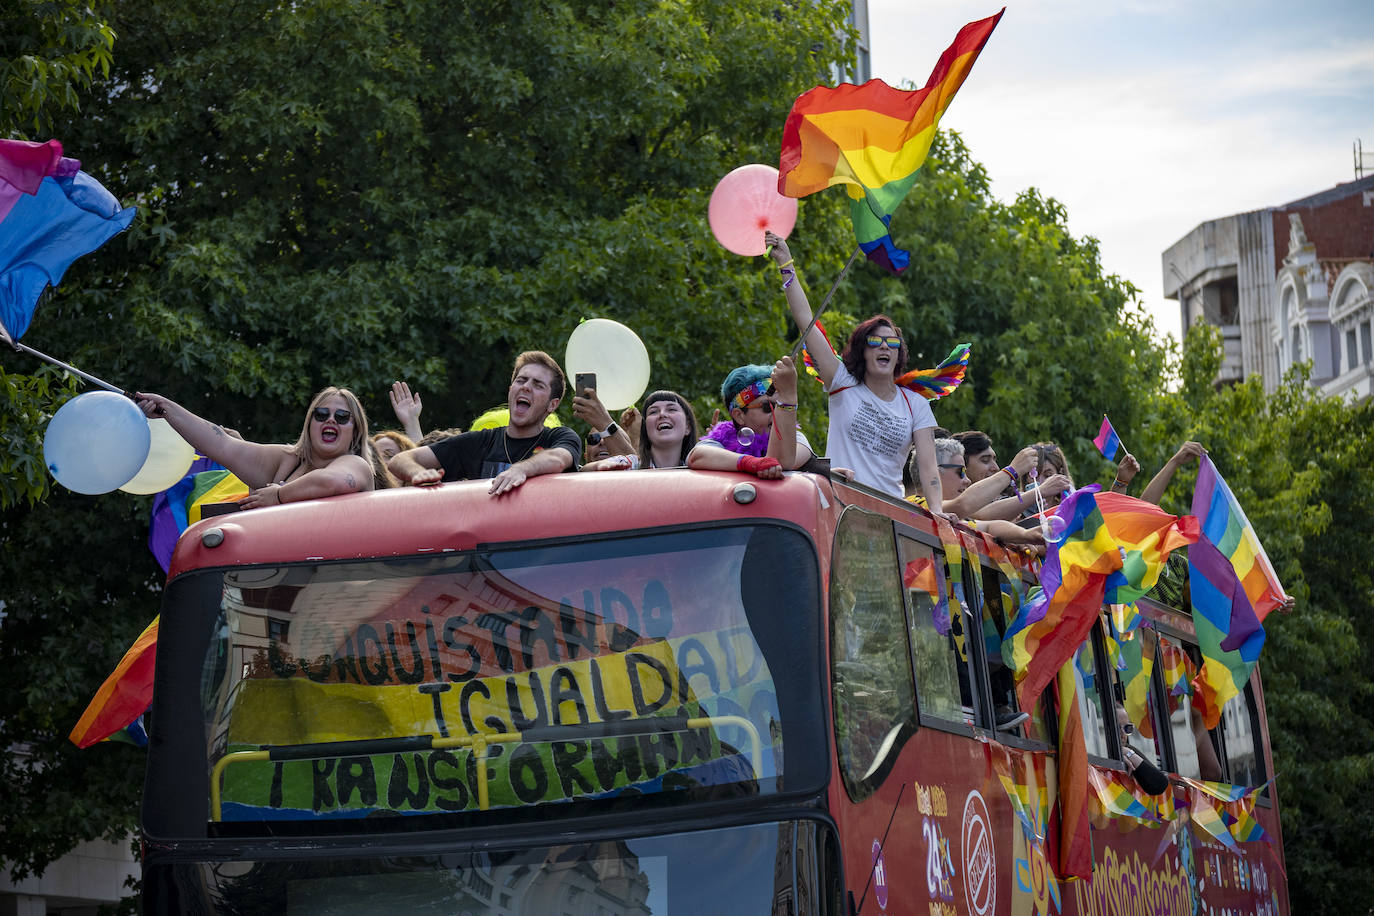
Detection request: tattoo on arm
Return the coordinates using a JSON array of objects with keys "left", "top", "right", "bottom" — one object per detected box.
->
[
  {"left": 213, "top": 424, "right": 225, "bottom": 437},
  {"left": 345, "top": 473, "right": 357, "bottom": 489}
]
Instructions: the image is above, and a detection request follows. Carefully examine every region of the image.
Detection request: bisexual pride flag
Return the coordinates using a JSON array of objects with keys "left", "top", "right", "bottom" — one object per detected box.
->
[
  {"left": 0, "top": 138, "right": 136, "bottom": 339},
  {"left": 1093, "top": 415, "right": 1122, "bottom": 460},
  {"left": 778, "top": 10, "right": 1003, "bottom": 273}
]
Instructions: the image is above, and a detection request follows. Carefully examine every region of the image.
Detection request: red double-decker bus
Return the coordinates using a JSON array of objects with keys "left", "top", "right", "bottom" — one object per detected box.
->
[{"left": 141, "top": 469, "right": 1289, "bottom": 914}]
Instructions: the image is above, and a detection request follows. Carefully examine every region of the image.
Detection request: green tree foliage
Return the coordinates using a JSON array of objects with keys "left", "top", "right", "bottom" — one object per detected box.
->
[{"left": 0, "top": 0, "right": 116, "bottom": 136}]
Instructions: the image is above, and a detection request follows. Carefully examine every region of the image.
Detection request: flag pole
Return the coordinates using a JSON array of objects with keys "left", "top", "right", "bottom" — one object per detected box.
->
[
  {"left": 2, "top": 328, "right": 130, "bottom": 397},
  {"left": 789, "top": 246, "right": 861, "bottom": 362}
]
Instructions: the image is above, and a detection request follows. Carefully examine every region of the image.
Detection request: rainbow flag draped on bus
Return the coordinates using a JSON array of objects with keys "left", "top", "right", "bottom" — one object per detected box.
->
[
  {"left": 778, "top": 10, "right": 1003, "bottom": 273},
  {"left": 1187, "top": 456, "right": 1286, "bottom": 728},
  {"left": 1003, "top": 488, "right": 1198, "bottom": 711}
]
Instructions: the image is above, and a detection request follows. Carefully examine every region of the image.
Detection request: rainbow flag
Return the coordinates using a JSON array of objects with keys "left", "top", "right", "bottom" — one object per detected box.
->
[
  {"left": 778, "top": 11, "right": 1003, "bottom": 273},
  {"left": 0, "top": 138, "right": 136, "bottom": 339},
  {"left": 1096, "top": 492, "right": 1200, "bottom": 607},
  {"left": 69, "top": 617, "right": 159, "bottom": 748},
  {"left": 1108, "top": 601, "right": 1144, "bottom": 641},
  {"left": 1160, "top": 640, "right": 1195, "bottom": 698},
  {"left": 1088, "top": 767, "right": 1152, "bottom": 821},
  {"left": 1188, "top": 456, "right": 1285, "bottom": 727},
  {"left": 148, "top": 464, "right": 247, "bottom": 571},
  {"left": 1186, "top": 787, "right": 1240, "bottom": 852},
  {"left": 1117, "top": 629, "right": 1155, "bottom": 738},
  {"left": 1004, "top": 490, "right": 1197, "bottom": 711},
  {"left": 1054, "top": 660, "right": 1093, "bottom": 879},
  {"left": 1190, "top": 456, "right": 1286, "bottom": 654},
  {"left": 896, "top": 342, "right": 971, "bottom": 400}
]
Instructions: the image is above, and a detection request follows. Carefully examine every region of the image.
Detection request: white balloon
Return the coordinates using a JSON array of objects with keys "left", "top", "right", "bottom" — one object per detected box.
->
[
  {"left": 564, "top": 319, "right": 651, "bottom": 411},
  {"left": 119, "top": 418, "right": 197, "bottom": 494},
  {"left": 44, "top": 391, "right": 151, "bottom": 495}
]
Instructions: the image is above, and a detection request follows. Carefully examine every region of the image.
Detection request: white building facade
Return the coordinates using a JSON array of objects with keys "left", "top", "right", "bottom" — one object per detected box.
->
[{"left": 1162, "top": 174, "right": 1374, "bottom": 400}]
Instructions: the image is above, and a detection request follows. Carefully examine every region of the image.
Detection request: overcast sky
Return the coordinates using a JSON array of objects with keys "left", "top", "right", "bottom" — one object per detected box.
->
[{"left": 866, "top": 0, "right": 1374, "bottom": 342}]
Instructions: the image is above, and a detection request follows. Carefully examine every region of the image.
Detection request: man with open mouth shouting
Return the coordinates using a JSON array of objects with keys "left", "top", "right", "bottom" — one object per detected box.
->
[{"left": 387, "top": 351, "right": 583, "bottom": 497}]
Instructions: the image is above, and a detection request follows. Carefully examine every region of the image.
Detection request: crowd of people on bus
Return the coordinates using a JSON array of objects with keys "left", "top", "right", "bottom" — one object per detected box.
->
[{"left": 133, "top": 231, "right": 1220, "bottom": 555}]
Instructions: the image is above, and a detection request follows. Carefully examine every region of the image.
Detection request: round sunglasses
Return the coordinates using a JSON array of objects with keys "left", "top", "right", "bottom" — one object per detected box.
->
[{"left": 311, "top": 407, "right": 353, "bottom": 424}]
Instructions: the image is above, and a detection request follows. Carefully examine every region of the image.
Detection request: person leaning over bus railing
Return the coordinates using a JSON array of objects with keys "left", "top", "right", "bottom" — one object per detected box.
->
[
  {"left": 766, "top": 233, "right": 954, "bottom": 520},
  {"left": 387, "top": 351, "right": 583, "bottom": 497},
  {"left": 134, "top": 386, "right": 375, "bottom": 508},
  {"left": 905, "top": 439, "right": 1045, "bottom": 549},
  {"left": 584, "top": 390, "right": 700, "bottom": 471},
  {"left": 687, "top": 357, "right": 809, "bottom": 479}
]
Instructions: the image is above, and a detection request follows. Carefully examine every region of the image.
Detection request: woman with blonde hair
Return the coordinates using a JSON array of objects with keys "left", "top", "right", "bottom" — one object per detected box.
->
[{"left": 135, "top": 386, "right": 375, "bottom": 509}]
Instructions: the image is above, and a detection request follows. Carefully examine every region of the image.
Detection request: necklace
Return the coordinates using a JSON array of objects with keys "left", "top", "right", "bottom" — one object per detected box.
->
[{"left": 503, "top": 429, "right": 539, "bottom": 466}]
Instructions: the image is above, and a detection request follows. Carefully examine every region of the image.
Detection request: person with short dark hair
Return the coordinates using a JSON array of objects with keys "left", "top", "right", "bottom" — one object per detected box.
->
[{"left": 388, "top": 351, "right": 582, "bottom": 496}]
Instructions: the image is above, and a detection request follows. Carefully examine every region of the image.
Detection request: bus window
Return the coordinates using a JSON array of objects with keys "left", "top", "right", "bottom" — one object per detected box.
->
[
  {"left": 977, "top": 565, "right": 1052, "bottom": 744},
  {"left": 830, "top": 509, "right": 915, "bottom": 800},
  {"left": 1220, "top": 683, "right": 1266, "bottom": 789},
  {"left": 1075, "top": 627, "right": 1112, "bottom": 759},
  {"left": 896, "top": 535, "right": 963, "bottom": 725},
  {"left": 174, "top": 524, "right": 825, "bottom": 828}
]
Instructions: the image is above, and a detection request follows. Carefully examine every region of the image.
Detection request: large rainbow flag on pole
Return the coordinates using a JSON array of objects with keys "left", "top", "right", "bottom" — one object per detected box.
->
[
  {"left": 1188, "top": 456, "right": 1286, "bottom": 728},
  {"left": 778, "top": 10, "right": 1003, "bottom": 273}
]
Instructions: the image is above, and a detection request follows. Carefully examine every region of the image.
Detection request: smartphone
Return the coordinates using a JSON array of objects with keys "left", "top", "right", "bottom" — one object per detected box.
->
[{"left": 575, "top": 372, "right": 597, "bottom": 396}]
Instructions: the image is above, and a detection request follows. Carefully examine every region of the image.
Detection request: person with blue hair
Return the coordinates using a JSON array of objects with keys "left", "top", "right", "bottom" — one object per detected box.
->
[{"left": 687, "top": 356, "right": 812, "bottom": 478}]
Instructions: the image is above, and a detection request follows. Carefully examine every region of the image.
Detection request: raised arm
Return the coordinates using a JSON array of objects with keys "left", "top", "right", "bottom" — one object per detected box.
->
[
  {"left": 764, "top": 356, "right": 799, "bottom": 470},
  {"left": 1140, "top": 441, "right": 1206, "bottom": 505},
  {"left": 766, "top": 231, "right": 839, "bottom": 386},
  {"left": 135, "top": 392, "right": 288, "bottom": 488},
  {"left": 389, "top": 381, "right": 424, "bottom": 442}
]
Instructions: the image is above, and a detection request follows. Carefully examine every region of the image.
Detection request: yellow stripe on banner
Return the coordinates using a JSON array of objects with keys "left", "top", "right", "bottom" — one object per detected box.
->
[{"left": 224, "top": 632, "right": 757, "bottom": 749}]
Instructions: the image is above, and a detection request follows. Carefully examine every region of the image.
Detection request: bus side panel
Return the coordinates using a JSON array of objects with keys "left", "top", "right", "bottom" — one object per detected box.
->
[{"left": 830, "top": 726, "right": 1014, "bottom": 916}]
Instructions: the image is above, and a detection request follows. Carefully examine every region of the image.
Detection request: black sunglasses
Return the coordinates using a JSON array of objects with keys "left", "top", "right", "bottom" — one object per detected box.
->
[
  {"left": 312, "top": 407, "right": 353, "bottom": 424},
  {"left": 938, "top": 463, "right": 968, "bottom": 478}
]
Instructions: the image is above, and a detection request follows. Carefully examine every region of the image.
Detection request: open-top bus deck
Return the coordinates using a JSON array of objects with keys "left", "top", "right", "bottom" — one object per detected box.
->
[{"left": 142, "top": 469, "right": 1289, "bottom": 915}]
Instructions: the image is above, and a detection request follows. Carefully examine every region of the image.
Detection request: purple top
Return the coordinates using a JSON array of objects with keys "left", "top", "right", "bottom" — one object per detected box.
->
[{"left": 700, "top": 421, "right": 768, "bottom": 458}]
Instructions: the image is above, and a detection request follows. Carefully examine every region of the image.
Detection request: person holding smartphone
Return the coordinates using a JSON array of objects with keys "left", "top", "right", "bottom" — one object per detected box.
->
[{"left": 570, "top": 372, "right": 636, "bottom": 459}]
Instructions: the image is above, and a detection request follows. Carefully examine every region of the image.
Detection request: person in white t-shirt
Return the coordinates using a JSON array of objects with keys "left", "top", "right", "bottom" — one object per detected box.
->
[{"left": 766, "top": 231, "right": 954, "bottom": 519}]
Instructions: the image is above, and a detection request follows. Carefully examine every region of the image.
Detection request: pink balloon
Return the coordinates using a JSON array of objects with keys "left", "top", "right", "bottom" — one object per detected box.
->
[{"left": 708, "top": 164, "right": 798, "bottom": 257}]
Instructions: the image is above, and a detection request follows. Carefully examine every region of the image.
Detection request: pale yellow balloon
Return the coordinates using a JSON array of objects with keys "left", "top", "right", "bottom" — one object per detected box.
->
[
  {"left": 564, "top": 319, "right": 651, "bottom": 411},
  {"left": 119, "top": 418, "right": 197, "bottom": 494}
]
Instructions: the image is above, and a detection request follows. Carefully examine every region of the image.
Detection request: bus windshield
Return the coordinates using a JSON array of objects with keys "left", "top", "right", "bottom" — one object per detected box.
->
[{"left": 183, "top": 524, "right": 822, "bottom": 828}]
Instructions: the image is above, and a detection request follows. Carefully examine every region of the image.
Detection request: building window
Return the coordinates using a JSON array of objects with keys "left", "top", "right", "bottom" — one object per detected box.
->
[
  {"left": 1362, "top": 321, "right": 1373, "bottom": 366},
  {"left": 1348, "top": 329, "right": 1359, "bottom": 373}
]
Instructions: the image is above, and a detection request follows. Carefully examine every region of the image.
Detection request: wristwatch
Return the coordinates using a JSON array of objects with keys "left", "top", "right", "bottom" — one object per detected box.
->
[{"left": 601, "top": 422, "right": 619, "bottom": 438}]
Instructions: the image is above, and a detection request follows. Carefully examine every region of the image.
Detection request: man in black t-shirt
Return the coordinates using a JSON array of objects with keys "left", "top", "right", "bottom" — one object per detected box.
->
[{"left": 387, "top": 351, "right": 582, "bottom": 496}]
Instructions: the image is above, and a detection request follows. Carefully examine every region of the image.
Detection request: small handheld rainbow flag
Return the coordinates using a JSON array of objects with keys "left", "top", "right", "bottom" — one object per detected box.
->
[
  {"left": 778, "top": 11, "right": 1003, "bottom": 273},
  {"left": 1093, "top": 415, "right": 1122, "bottom": 460},
  {"left": 896, "top": 342, "right": 970, "bottom": 400}
]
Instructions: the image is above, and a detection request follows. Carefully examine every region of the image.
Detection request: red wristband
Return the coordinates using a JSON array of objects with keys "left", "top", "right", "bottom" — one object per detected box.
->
[{"left": 737, "top": 455, "right": 780, "bottom": 476}]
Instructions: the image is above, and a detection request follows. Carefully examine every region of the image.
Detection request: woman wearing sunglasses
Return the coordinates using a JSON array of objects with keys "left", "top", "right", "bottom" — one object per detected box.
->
[
  {"left": 134, "top": 387, "right": 375, "bottom": 509},
  {"left": 765, "top": 232, "right": 952, "bottom": 517}
]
